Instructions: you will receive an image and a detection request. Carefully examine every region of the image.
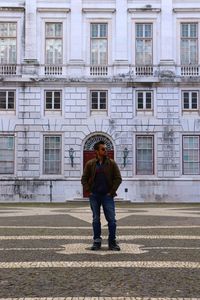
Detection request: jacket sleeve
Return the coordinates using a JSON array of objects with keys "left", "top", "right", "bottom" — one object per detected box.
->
[
  {"left": 110, "top": 161, "right": 122, "bottom": 196},
  {"left": 81, "top": 161, "right": 91, "bottom": 192}
]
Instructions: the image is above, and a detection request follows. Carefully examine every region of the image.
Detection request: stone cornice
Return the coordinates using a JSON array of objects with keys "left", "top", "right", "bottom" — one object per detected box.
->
[
  {"left": 173, "top": 8, "right": 200, "bottom": 13},
  {"left": 82, "top": 8, "right": 116, "bottom": 14},
  {"left": 37, "top": 8, "right": 70, "bottom": 13},
  {"left": 128, "top": 8, "right": 161, "bottom": 13},
  {"left": 0, "top": 7, "right": 25, "bottom": 12}
]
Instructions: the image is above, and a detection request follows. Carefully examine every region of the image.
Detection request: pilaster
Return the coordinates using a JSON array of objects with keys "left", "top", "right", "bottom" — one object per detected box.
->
[
  {"left": 70, "top": 0, "right": 83, "bottom": 63},
  {"left": 159, "top": 0, "right": 175, "bottom": 70},
  {"left": 24, "top": 0, "right": 37, "bottom": 63},
  {"left": 115, "top": 0, "right": 128, "bottom": 63}
]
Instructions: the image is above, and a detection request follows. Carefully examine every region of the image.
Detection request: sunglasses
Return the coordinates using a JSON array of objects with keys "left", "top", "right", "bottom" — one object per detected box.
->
[{"left": 100, "top": 148, "right": 106, "bottom": 151}]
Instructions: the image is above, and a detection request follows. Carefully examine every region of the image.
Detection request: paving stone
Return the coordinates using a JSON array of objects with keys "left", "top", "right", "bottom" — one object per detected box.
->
[{"left": 0, "top": 204, "right": 199, "bottom": 298}]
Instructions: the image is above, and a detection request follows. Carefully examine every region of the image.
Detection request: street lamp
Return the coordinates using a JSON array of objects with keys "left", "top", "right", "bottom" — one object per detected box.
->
[
  {"left": 123, "top": 147, "right": 129, "bottom": 167},
  {"left": 69, "top": 148, "right": 75, "bottom": 167}
]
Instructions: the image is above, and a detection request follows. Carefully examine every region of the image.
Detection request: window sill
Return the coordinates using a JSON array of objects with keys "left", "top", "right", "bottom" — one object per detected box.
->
[
  {"left": 136, "top": 110, "right": 154, "bottom": 116},
  {"left": 182, "top": 110, "right": 199, "bottom": 116},
  {"left": 90, "top": 110, "right": 108, "bottom": 117},
  {"left": 0, "top": 110, "right": 16, "bottom": 115},
  {"left": 44, "top": 110, "right": 62, "bottom": 116}
]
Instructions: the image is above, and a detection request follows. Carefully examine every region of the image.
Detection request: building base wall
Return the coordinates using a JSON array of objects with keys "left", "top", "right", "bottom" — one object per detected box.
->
[{"left": 0, "top": 179, "right": 199, "bottom": 203}]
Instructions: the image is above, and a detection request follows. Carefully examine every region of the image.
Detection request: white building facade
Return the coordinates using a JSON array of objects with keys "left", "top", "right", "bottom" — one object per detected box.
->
[{"left": 0, "top": 0, "right": 200, "bottom": 202}]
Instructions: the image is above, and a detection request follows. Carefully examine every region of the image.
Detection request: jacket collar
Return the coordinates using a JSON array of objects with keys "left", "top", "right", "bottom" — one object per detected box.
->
[{"left": 95, "top": 156, "right": 109, "bottom": 164}]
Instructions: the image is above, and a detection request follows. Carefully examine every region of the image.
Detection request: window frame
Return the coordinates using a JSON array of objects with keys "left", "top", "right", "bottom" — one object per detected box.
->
[
  {"left": 45, "top": 22, "right": 63, "bottom": 65},
  {"left": 0, "top": 90, "right": 15, "bottom": 111},
  {"left": 136, "top": 135, "right": 154, "bottom": 175},
  {"left": 182, "top": 90, "right": 199, "bottom": 111},
  {"left": 0, "top": 22, "right": 17, "bottom": 64},
  {"left": 135, "top": 23, "right": 153, "bottom": 66},
  {"left": 0, "top": 135, "right": 15, "bottom": 174},
  {"left": 90, "top": 90, "right": 108, "bottom": 112},
  {"left": 90, "top": 23, "right": 108, "bottom": 65},
  {"left": 43, "top": 135, "right": 62, "bottom": 175},
  {"left": 180, "top": 22, "right": 198, "bottom": 65},
  {"left": 44, "top": 90, "right": 62, "bottom": 111},
  {"left": 136, "top": 90, "right": 153, "bottom": 111},
  {"left": 182, "top": 135, "right": 200, "bottom": 175}
]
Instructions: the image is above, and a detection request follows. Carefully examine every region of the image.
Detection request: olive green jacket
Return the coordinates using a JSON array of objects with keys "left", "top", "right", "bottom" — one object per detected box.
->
[{"left": 81, "top": 157, "right": 122, "bottom": 197}]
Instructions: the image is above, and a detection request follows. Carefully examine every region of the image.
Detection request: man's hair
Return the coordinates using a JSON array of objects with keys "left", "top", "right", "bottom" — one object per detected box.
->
[{"left": 94, "top": 141, "right": 105, "bottom": 151}]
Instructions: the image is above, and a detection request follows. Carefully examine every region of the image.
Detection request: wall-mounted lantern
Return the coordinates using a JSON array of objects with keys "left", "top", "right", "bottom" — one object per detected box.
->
[
  {"left": 123, "top": 147, "right": 129, "bottom": 167},
  {"left": 69, "top": 148, "right": 75, "bottom": 167}
]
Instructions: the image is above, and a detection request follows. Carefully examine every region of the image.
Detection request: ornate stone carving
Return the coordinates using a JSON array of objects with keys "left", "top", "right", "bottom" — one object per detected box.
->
[{"left": 84, "top": 135, "right": 114, "bottom": 151}]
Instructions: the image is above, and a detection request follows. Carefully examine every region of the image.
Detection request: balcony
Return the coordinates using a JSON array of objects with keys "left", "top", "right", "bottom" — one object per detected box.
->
[
  {"left": 129, "top": 65, "right": 158, "bottom": 77},
  {"left": 90, "top": 65, "right": 108, "bottom": 76},
  {"left": 44, "top": 65, "right": 63, "bottom": 76},
  {"left": 1, "top": 63, "right": 200, "bottom": 80},
  {"left": 179, "top": 65, "right": 200, "bottom": 77},
  {"left": 0, "top": 64, "right": 20, "bottom": 76}
]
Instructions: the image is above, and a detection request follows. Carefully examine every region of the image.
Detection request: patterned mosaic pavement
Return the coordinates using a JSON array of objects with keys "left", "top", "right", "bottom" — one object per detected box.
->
[{"left": 0, "top": 203, "right": 200, "bottom": 299}]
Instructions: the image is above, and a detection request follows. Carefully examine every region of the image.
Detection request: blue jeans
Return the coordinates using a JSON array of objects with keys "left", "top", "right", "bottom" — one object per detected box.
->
[{"left": 89, "top": 193, "right": 116, "bottom": 242}]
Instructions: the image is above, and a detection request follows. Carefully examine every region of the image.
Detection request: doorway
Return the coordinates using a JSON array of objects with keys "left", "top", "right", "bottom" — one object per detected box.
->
[{"left": 83, "top": 135, "right": 114, "bottom": 197}]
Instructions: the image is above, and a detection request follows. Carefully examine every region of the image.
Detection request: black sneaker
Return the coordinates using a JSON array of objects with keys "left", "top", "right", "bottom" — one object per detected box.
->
[
  {"left": 90, "top": 242, "right": 101, "bottom": 250},
  {"left": 108, "top": 240, "right": 121, "bottom": 251}
]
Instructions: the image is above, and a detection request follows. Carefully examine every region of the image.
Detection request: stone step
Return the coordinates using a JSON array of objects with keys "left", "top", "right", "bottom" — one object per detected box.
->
[{"left": 70, "top": 197, "right": 128, "bottom": 202}]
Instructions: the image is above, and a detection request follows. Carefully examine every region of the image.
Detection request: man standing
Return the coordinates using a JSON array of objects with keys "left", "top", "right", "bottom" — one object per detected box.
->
[{"left": 81, "top": 141, "right": 122, "bottom": 251}]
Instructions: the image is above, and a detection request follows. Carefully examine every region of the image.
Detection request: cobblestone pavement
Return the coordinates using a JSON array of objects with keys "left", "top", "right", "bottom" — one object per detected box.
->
[{"left": 0, "top": 202, "right": 200, "bottom": 300}]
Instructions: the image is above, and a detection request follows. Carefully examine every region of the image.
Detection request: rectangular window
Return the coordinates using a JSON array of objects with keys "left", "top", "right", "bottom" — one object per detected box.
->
[
  {"left": 0, "top": 90, "right": 15, "bottom": 110},
  {"left": 45, "top": 91, "right": 61, "bottom": 110},
  {"left": 183, "top": 136, "right": 199, "bottom": 174},
  {"left": 182, "top": 91, "right": 198, "bottom": 110},
  {"left": 0, "top": 136, "right": 14, "bottom": 174},
  {"left": 45, "top": 23, "right": 63, "bottom": 64},
  {"left": 181, "top": 23, "right": 198, "bottom": 65},
  {"left": 0, "top": 23, "right": 17, "bottom": 64},
  {"left": 91, "top": 90, "right": 107, "bottom": 111},
  {"left": 135, "top": 23, "right": 152, "bottom": 65},
  {"left": 136, "top": 91, "right": 153, "bottom": 110},
  {"left": 136, "top": 136, "right": 154, "bottom": 175},
  {"left": 43, "top": 136, "right": 62, "bottom": 174},
  {"left": 91, "top": 23, "right": 108, "bottom": 65}
]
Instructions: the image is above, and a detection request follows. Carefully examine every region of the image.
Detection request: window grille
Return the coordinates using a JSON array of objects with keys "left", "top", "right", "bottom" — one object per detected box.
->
[{"left": 84, "top": 135, "right": 114, "bottom": 151}]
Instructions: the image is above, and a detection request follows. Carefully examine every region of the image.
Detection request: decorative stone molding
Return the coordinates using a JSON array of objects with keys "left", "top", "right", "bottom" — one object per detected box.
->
[
  {"left": 128, "top": 8, "right": 161, "bottom": 13},
  {"left": 84, "top": 134, "right": 114, "bottom": 150},
  {"left": 37, "top": 8, "right": 70, "bottom": 13},
  {"left": 173, "top": 8, "right": 200, "bottom": 13},
  {"left": 158, "top": 70, "right": 175, "bottom": 79},
  {"left": 82, "top": 8, "right": 116, "bottom": 13},
  {"left": 0, "top": 7, "right": 25, "bottom": 12}
]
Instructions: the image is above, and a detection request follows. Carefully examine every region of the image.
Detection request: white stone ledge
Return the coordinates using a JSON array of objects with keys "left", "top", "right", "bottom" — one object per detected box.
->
[
  {"left": 37, "top": 8, "right": 70, "bottom": 13},
  {"left": 173, "top": 8, "right": 200, "bottom": 13},
  {"left": 128, "top": 8, "right": 161, "bottom": 13},
  {"left": 82, "top": 8, "right": 116, "bottom": 14}
]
